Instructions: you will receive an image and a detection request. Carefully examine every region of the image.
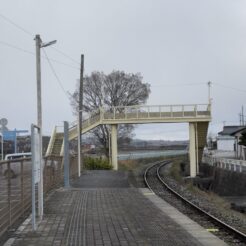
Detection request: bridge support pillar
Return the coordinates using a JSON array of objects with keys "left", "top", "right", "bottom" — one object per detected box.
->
[
  {"left": 111, "top": 124, "right": 118, "bottom": 170},
  {"left": 189, "top": 122, "right": 198, "bottom": 177}
]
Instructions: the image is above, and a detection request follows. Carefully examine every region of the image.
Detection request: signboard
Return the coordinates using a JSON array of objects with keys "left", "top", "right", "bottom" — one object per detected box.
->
[
  {"left": 2, "top": 131, "right": 16, "bottom": 141},
  {"left": 2, "top": 129, "right": 29, "bottom": 140}
]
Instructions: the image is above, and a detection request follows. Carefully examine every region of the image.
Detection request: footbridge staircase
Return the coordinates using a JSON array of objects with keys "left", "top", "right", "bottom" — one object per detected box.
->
[{"left": 46, "top": 104, "right": 211, "bottom": 177}]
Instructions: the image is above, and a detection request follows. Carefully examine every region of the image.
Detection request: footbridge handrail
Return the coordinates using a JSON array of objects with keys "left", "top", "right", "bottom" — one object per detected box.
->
[
  {"left": 102, "top": 103, "right": 211, "bottom": 121},
  {"left": 69, "top": 108, "right": 101, "bottom": 130},
  {"left": 70, "top": 103, "right": 211, "bottom": 128}
]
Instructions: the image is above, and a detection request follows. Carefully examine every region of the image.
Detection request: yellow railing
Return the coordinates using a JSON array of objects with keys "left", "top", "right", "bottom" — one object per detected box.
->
[{"left": 102, "top": 104, "right": 211, "bottom": 120}]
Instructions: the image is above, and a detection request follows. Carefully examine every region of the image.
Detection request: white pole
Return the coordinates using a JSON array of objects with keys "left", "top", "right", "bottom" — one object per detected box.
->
[
  {"left": 0, "top": 133, "right": 3, "bottom": 160},
  {"left": 35, "top": 34, "right": 57, "bottom": 219},
  {"left": 31, "top": 125, "right": 36, "bottom": 230},
  {"left": 111, "top": 125, "right": 118, "bottom": 170},
  {"left": 35, "top": 35, "right": 43, "bottom": 219}
]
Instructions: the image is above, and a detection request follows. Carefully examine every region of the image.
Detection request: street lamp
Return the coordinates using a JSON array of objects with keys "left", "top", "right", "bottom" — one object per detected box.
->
[{"left": 35, "top": 34, "right": 57, "bottom": 219}]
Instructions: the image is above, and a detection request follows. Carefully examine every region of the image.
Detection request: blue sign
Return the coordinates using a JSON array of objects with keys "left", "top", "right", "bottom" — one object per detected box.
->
[
  {"left": 2, "top": 131, "right": 16, "bottom": 141},
  {"left": 2, "top": 129, "right": 28, "bottom": 153},
  {"left": 2, "top": 129, "right": 28, "bottom": 140}
]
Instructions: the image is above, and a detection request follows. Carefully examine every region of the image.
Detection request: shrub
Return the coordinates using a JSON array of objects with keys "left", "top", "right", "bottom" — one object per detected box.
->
[{"left": 84, "top": 156, "right": 113, "bottom": 170}]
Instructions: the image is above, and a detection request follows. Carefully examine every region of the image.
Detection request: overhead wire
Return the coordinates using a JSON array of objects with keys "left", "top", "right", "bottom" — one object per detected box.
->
[
  {"left": 2, "top": 12, "right": 246, "bottom": 97},
  {"left": 213, "top": 82, "right": 246, "bottom": 94},
  {"left": 0, "top": 40, "right": 80, "bottom": 70},
  {"left": 150, "top": 81, "right": 246, "bottom": 94},
  {"left": 0, "top": 13, "right": 33, "bottom": 37},
  {"left": 0, "top": 40, "right": 35, "bottom": 55},
  {"left": 151, "top": 82, "right": 206, "bottom": 87},
  {"left": 42, "top": 49, "right": 70, "bottom": 100},
  {"left": 50, "top": 46, "right": 80, "bottom": 65},
  {"left": 0, "top": 12, "right": 80, "bottom": 67}
]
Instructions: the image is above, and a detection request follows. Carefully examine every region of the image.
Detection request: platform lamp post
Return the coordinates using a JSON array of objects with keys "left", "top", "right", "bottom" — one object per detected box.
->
[{"left": 35, "top": 34, "right": 57, "bottom": 219}]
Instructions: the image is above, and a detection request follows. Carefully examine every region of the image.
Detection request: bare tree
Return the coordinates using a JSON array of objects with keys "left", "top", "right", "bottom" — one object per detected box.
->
[{"left": 70, "top": 70, "right": 151, "bottom": 156}]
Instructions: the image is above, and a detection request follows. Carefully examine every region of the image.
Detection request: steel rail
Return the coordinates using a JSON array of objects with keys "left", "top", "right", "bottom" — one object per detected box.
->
[
  {"left": 143, "top": 160, "right": 170, "bottom": 192},
  {"left": 144, "top": 161, "right": 246, "bottom": 243}
]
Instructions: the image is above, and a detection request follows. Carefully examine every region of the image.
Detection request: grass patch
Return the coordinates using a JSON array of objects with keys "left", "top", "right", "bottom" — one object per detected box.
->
[
  {"left": 167, "top": 157, "right": 188, "bottom": 182},
  {"left": 84, "top": 156, "right": 112, "bottom": 170}
]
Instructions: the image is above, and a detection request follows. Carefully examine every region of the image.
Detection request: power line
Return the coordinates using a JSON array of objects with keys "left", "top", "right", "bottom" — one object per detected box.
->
[
  {"left": 42, "top": 49, "right": 70, "bottom": 99},
  {"left": 50, "top": 46, "right": 80, "bottom": 65},
  {"left": 0, "top": 13, "right": 33, "bottom": 37},
  {"left": 0, "top": 40, "right": 80, "bottom": 70},
  {"left": 151, "top": 82, "right": 206, "bottom": 87},
  {"left": 0, "top": 40, "right": 35, "bottom": 55},
  {"left": 213, "top": 82, "right": 246, "bottom": 94},
  {"left": 0, "top": 12, "right": 80, "bottom": 66}
]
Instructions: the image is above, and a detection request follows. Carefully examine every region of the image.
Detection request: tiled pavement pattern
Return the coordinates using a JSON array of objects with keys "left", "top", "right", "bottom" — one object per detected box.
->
[
  {"left": 72, "top": 170, "right": 130, "bottom": 188},
  {"left": 6, "top": 171, "right": 224, "bottom": 246}
]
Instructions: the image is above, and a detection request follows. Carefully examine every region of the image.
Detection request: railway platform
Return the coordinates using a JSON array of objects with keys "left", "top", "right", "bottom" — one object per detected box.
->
[{"left": 4, "top": 170, "right": 226, "bottom": 246}]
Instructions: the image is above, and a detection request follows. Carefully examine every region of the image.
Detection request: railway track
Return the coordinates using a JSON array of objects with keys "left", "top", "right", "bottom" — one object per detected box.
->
[{"left": 144, "top": 160, "right": 246, "bottom": 246}]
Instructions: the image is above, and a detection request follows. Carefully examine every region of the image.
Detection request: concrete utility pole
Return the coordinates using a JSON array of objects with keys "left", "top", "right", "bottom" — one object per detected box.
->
[
  {"left": 78, "top": 54, "right": 84, "bottom": 176},
  {"left": 208, "top": 81, "right": 212, "bottom": 104},
  {"left": 242, "top": 106, "right": 244, "bottom": 126},
  {"left": 35, "top": 34, "right": 43, "bottom": 218},
  {"left": 35, "top": 34, "right": 56, "bottom": 218}
]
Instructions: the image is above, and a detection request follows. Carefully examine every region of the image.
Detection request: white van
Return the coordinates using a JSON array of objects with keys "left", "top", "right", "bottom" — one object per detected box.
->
[
  {"left": 4, "top": 152, "right": 32, "bottom": 160},
  {"left": 2, "top": 153, "right": 32, "bottom": 178}
]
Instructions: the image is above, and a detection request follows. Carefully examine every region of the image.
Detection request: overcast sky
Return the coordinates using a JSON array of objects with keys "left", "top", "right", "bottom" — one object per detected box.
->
[{"left": 1, "top": 0, "right": 246, "bottom": 140}]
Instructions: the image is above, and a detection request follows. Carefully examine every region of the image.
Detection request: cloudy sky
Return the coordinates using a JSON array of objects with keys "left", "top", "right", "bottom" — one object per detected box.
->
[{"left": 0, "top": 0, "right": 246, "bottom": 140}]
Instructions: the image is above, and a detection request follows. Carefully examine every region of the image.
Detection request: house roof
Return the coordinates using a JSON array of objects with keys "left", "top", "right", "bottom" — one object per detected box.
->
[
  {"left": 230, "top": 126, "right": 246, "bottom": 136},
  {"left": 218, "top": 126, "right": 245, "bottom": 136}
]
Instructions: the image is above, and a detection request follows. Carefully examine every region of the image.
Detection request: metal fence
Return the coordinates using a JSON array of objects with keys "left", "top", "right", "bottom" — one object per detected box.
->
[
  {"left": 202, "top": 155, "right": 246, "bottom": 173},
  {"left": 0, "top": 155, "right": 77, "bottom": 238}
]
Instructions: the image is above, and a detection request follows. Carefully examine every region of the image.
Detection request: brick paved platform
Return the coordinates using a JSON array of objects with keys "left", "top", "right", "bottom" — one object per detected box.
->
[{"left": 4, "top": 171, "right": 227, "bottom": 246}]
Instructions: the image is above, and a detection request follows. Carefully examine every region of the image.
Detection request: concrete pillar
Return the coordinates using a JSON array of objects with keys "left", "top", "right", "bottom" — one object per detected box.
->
[
  {"left": 189, "top": 122, "right": 197, "bottom": 177},
  {"left": 111, "top": 124, "right": 118, "bottom": 170}
]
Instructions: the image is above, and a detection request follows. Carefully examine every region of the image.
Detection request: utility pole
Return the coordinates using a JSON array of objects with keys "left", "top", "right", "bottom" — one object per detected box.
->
[
  {"left": 35, "top": 34, "right": 56, "bottom": 219},
  {"left": 78, "top": 54, "right": 84, "bottom": 176},
  {"left": 242, "top": 105, "right": 244, "bottom": 126},
  {"left": 208, "top": 81, "right": 212, "bottom": 104},
  {"left": 35, "top": 34, "right": 43, "bottom": 219}
]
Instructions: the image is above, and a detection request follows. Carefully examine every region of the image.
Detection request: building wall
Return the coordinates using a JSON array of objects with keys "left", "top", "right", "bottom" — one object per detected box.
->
[{"left": 217, "top": 139, "right": 234, "bottom": 151}]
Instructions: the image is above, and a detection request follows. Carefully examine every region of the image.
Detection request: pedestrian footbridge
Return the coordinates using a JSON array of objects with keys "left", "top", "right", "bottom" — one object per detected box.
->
[{"left": 46, "top": 104, "right": 211, "bottom": 177}]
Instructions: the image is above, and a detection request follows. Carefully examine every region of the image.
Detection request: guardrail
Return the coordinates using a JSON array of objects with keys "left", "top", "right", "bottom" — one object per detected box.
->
[
  {"left": 0, "top": 156, "right": 77, "bottom": 239},
  {"left": 202, "top": 155, "right": 246, "bottom": 173}
]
